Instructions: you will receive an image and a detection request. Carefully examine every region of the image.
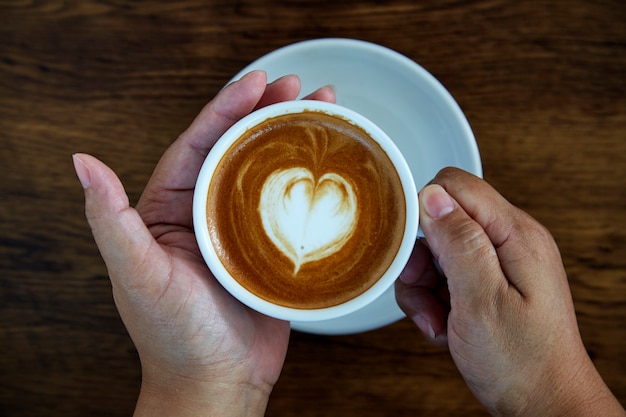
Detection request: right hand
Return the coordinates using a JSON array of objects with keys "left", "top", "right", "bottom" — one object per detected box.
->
[{"left": 396, "top": 168, "right": 625, "bottom": 416}]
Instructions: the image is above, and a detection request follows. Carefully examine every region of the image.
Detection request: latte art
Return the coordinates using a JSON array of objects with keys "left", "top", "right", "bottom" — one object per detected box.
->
[
  {"left": 259, "top": 168, "right": 358, "bottom": 274},
  {"left": 207, "top": 111, "right": 406, "bottom": 309}
]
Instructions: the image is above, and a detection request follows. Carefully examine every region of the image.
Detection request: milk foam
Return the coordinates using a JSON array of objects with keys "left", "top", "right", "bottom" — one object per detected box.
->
[
  {"left": 207, "top": 111, "right": 406, "bottom": 309},
  {"left": 259, "top": 167, "right": 358, "bottom": 274}
]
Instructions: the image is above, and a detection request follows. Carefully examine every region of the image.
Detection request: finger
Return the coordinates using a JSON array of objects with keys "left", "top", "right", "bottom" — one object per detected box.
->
[
  {"left": 395, "top": 241, "right": 449, "bottom": 343},
  {"left": 145, "top": 70, "right": 268, "bottom": 192},
  {"left": 395, "top": 278, "right": 448, "bottom": 345},
  {"left": 255, "top": 76, "right": 336, "bottom": 108},
  {"left": 135, "top": 71, "right": 276, "bottom": 229},
  {"left": 398, "top": 239, "right": 433, "bottom": 286},
  {"left": 429, "top": 168, "right": 565, "bottom": 298},
  {"left": 73, "top": 153, "right": 168, "bottom": 295},
  {"left": 184, "top": 70, "right": 270, "bottom": 156},
  {"left": 302, "top": 85, "right": 336, "bottom": 103},
  {"left": 143, "top": 72, "right": 336, "bottom": 195},
  {"left": 419, "top": 181, "right": 509, "bottom": 313},
  {"left": 253, "top": 74, "right": 302, "bottom": 109}
]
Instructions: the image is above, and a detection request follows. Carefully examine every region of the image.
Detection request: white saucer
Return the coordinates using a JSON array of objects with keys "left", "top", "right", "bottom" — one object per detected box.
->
[{"left": 232, "top": 38, "right": 482, "bottom": 335}]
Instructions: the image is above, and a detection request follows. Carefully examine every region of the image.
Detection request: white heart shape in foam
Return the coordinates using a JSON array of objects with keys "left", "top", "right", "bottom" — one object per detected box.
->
[{"left": 259, "top": 167, "right": 358, "bottom": 274}]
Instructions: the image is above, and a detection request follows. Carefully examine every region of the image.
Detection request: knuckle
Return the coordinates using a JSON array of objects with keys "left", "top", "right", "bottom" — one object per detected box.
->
[
  {"left": 512, "top": 209, "right": 559, "bottom": 258},
  {"left": 443, "top": 218, "right": 497, "bottom": 267},
  {"left": 435, "top": 166, "right": 466, "bottom": 183}
]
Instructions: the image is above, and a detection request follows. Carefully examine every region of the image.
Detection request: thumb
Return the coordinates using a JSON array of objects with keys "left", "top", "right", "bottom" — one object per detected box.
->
[
  {"left": 419, "top": 184, "right": 506, "bottom": 311},
  {"left": 72, "top": 153, "right": 167, "bottom": 293}
]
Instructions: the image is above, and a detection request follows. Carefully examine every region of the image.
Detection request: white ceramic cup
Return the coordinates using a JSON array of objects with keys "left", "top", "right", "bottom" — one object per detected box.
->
[{"left": 193, "top": 100, "right": 418, "bottom": 322}]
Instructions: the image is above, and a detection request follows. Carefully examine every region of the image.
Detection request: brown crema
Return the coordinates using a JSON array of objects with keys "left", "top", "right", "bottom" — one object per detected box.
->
[{"left": 207, "top": 111, "right": 406, "bottom": 309}]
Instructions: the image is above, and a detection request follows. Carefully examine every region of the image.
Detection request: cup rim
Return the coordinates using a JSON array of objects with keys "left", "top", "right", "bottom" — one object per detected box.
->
[{"left": 193, "top": 100, "right": 418, "bottom": 322}]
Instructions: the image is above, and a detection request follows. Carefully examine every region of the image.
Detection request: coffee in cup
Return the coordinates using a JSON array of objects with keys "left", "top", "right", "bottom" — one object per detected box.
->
[{"left": 194, "top": 101, "right": 418, "bottom": 321}]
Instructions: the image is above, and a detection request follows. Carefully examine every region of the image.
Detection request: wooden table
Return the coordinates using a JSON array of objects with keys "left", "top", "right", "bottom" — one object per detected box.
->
[{"left": 2, "top": 1, "right": 624, "bottom": 415}]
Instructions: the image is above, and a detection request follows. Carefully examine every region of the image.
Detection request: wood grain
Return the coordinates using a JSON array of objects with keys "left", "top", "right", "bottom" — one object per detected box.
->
[{"left": 1, "top": 0, "right": 624, "bottom": 415}]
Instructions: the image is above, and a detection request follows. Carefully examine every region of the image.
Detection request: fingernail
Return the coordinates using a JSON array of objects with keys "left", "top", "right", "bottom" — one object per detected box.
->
[
  {"left": 269, "top": 74, "right": 299, "bottom": 85},
  {"left": 72, "top": 154, "right": 91, "bottom": 188},
  {"left": 243, "top": 69, "right": 265, "bottom": 79},
  {"left": 422, "top": 184, "right": 454, "bottom": 219},
  {"left": 412, "top": 314, "right": 436, "bottom": 339},
  {"left": 235, "top": 70, "right": 266, "bottom": 86}
]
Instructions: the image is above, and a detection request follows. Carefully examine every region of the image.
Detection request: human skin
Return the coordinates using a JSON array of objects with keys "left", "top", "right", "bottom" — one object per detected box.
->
[
  {"left": 75, "top": 70, "right": 624, "bottom": 416},
  {"left": 395, "top": 168, "right": 625, "bottom": 416},
  {"left": 73, "top": 70, "right": 335, "bottom": 417}
]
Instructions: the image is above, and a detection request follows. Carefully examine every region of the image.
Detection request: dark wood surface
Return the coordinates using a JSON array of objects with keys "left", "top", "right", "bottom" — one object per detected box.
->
[{"left": 1, "top": 1, "right": 625, "bottom": 416}]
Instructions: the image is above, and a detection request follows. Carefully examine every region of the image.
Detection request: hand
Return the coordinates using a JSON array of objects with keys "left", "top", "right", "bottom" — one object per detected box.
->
[
  {"left": 396, "top": 168, "right": 625, "bottom": 416},
  {"left": 73, "top": 71, "right": 335, "bottom": 417}
]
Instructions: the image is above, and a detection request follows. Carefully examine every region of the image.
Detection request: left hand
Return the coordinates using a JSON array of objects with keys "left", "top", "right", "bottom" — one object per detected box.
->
[{"left": 74, "top": 71, "right": 335, "bottom": 416}]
